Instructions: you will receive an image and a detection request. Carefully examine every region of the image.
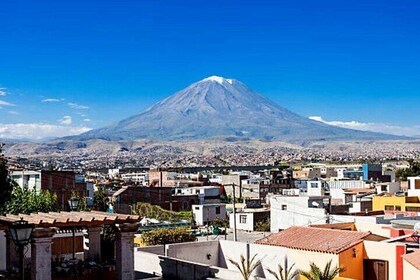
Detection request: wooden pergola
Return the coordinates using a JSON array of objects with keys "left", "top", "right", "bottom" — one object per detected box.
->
[
  {"left": 0, "top": 211, "right": 141, "bottom": 280},
  {"left": 0, "top": 210, "right": 141, "bottom": 228}
]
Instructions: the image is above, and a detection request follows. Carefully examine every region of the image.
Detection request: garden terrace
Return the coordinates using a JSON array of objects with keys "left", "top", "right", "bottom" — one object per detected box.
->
[{"left": 0, "top": 211, "right": 141, "bottom": 280}]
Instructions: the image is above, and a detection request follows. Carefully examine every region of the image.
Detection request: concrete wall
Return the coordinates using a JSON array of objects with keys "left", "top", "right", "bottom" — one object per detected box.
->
[
  {"left": 166, "top": 241, "right": 220, "bottom": 267},
  {"left": 134, "top": 250, "right": 163, "bottom": 277},
  {"left": 338, "top": 242, "right": 364, "bottom": 280},
  {"left": 403, "top": 259, "right": 420, "bottom": 280},
  {"left": 364, "top": 240, "right": 405, "bottom": 280},
  {"left": 137, "top": 245, "right": 165, "bottom": 255}
]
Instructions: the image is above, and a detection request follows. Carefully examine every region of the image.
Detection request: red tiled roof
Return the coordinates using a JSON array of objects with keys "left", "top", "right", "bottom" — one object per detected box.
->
[
  {"left": 403, "top": 251, "right": 420, "bottom": 270},
  {"left": 255, "top": 226, "right": 370, "bottom": 254}
]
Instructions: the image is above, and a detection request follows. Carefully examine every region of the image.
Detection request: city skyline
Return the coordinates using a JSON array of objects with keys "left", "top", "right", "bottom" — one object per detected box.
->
[{"left": 1, "top": 0, "right": 419, "bottom": 139}]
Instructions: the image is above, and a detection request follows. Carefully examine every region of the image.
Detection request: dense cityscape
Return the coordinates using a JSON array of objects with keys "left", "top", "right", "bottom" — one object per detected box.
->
[{"left": 1, "top": 1, "right": 420, "bottom": 280}]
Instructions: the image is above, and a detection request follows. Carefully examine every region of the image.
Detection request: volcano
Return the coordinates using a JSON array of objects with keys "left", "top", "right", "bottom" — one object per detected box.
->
[{"left": 77, "top": 76, "right": 401, "bottom": 142}]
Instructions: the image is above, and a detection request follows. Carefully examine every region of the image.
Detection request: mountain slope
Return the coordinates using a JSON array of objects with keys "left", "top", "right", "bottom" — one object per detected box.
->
[{"left": 78, "top": 76, "right": 403, "bottom": 142}]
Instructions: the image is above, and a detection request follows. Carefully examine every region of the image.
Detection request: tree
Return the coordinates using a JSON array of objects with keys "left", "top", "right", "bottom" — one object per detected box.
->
[
  {"left": 93, "top": 187, "right": 110, "bottom": 211},
  {"left": 0, "top": 144, "right": 13, "bottom": 214},
  {"left": 228, "top": 254, "right": 261, "bottom": 280},
  {"left": 4, "top": 186, "right": 59, "bottom": 214},
  {"left": 396, "top": 159, "right": 420, "bottom": 181},
  {"left": 299, "top": 260, "right": 344, "bottom": 280},
  {"left": 266, "top": 257, "right": 299, "bottom": 280}
]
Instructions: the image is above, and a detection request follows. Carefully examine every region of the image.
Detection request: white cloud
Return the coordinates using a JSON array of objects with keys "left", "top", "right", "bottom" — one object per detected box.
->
[
  {"left": 309, "top": 116, "right": 420, "bottom": 137},
  {"left": 0, "top": 123, "right": 91, "bottom": 140},
  {"left": 0, "top": 100, "right": 14, "bottom": 106},
  {"left": 83, "top": 118, "right": 91, "bottom": 122},
  {"left": 59, "top": 115, "right": 72, "bottom": 125},
  {"left": 0, "top": 88, "right": 6, "bottom": 96},
  {"left": 68, "top": 102, "right": 89, "bottom": 110},
  {"left": 8, "top": 111, "right": 19, "bottom": 115},
  {"left": 42, "top": 98, "right": 61, "bottom": 102}
]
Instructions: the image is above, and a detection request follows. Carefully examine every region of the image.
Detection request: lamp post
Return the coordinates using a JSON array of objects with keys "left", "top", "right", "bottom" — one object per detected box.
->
[
  {"left": 68, "top": 197, "right": 80, "bottom": 259},
  {"left": 9, "top": 218, "right": 34, "bottom": 280}
]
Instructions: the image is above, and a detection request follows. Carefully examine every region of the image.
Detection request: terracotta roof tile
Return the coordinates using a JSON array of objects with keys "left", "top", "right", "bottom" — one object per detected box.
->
[
  {"left": 403, "top": 251, "right": 420, "bottom": 270},
  {"left": 255, "top": 226, "right": 370, "bottom": 254}
]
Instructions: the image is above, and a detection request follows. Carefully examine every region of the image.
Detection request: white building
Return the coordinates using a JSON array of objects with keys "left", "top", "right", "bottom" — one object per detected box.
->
[
  {"left": 173, "top": 186, "right": 220, "bottom": 204},
  {"left": 408, "top": 176, "right": 420, "bottom": 196},
  {"left": 121, "top": 172, "right": 149, "bottom": 185},
  {"left": 229, "top": 208, "right": 270, "bottom": 231},
  {"left": 10, "top": 170, "right": 42, "bottom": 191},
  {"left": 192, "top": 204, "right": 227, "bottom": 226},
  {"left": 374, "top": 182, "right": 401, "bottom": 195},
  {"left": 208, "top": 174, "right": 222, "bottom": 184},
  {"left": 270, "top": 195, "right": 327, "bottom": 231}
]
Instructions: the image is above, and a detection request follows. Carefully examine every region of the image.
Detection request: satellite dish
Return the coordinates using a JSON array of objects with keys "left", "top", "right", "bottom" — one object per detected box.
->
[
  {"left": 414, "top": 222, "right": 420, "bottom": 232},
  {"left": 312, "top": 201, "right": 320, "bottom": 207}
]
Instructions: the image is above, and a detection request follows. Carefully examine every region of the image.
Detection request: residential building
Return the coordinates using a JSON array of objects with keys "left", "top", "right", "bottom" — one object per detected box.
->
[
  {"left": 173, "top": 186, "right": 220, "bottom": 204},
  {"left": 373, "top": 195, "right": 420, "bottom": 212},
  {"left": 229, "top": 208, "right": 270, "bottom": 231},
  {"left": 11, "top": 170, "right": 88, "bottom": 210},
  {"left": 407, "top": 176, "right": 420, "bottom": 196},
  {"left": 113, "top": 186, "right": 199, "bottom": 213},
  {"left": 135, "top": 226, "right": 407, "bottom": 280},
  {"left": 10, "top": 170, "right": 42, "bottom": 191},
  {"left": 192, "top": 203, "right": 227, "bottom": 226},
  {"left": 121, "top": 171, "right": 149, "bottom": 185},
  {"left": 270, "top": 195, "right": 328, "bottom": 230}
]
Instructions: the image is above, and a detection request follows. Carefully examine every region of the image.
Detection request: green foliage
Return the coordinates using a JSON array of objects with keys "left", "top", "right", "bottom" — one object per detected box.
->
[
  {"left": 396, "top": 159, "right": 420, "bottom": 181},
  {"left": 142, "top": 227, "right": 196, "bottom": 245},
  {"left": 93, "top": 187, "right": 110, "bottom": 211},
  {"left": 255, "top": 218, "right": 270, "bottom": 232},
  {"left": 70, "top": 191, "right": 90, "bottom": 211},
  {"left": 212, "top": 217, "right": 229, "bottom": 228},
  {"left": 299, "top": 260, "right": 344, "bottom": 280},
  {"left": 267, "top": 257, "right": 299, "bottom": 280},
  {"left": 0, "top": 145, "right": 13, "bottom": 214},
  {"left": 4, "top": 187, "right": 59, "bottom": 214},
  {"left": 133, "top": 202, "right": 192, "bottom": 222},
  {"left": 228, "top": 254, "right": 262, "bottom": 280}
]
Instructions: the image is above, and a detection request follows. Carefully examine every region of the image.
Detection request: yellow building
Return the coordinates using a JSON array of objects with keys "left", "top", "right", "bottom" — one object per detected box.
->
[{"left": 372, "top": 195, "right": 420, "bottom": 212}]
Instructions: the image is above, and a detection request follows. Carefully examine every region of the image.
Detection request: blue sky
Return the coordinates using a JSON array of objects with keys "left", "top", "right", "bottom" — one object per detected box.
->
[{"left": 0, "top": 0, "right": 419, "bottom": 139}]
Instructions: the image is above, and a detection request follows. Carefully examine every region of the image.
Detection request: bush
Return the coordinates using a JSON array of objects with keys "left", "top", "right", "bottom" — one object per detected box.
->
[
  {"left": 255, "top": 218, "right": 270, "bottom": 232},
  {"left": 133, "top": 202, "right": 192, "bottom": 222},
  {"left": 142, "top": 228, "right": 196, "bottom": 245}
]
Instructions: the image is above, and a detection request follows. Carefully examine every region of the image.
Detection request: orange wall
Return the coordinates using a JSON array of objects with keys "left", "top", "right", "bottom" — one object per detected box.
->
[{"left": 339, "top": 242, "right": 364, "bottom": 280}]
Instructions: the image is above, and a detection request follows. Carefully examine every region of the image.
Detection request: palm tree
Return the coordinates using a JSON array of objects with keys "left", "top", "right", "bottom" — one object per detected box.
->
[
  {"left": 228, "top": 254, "right": 262, "bottom": 280},
  {"left": 299, "top": 260, "right": 344, "bottom": 280},
  {"left": 266, "top": 257, "right": 299, "bottom": 280}
]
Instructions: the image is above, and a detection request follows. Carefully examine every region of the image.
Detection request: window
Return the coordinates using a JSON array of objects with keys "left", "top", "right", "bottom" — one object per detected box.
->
[
  {"left": 406, "top": 207, "right": 420, "bottom": 212},
  {"left": 195, "top": 206, "right": 200, "bottom": 210},
  {"left": 196, "top": 190, "right": 200, "bottom": 194},
  {"left": 239, "top": 215, "right": 247, "bottom": 224},
  {"left": 282, "top": 205, "right": 287, "bottom": 210},
  {"left": 395, "top": 206, "right": 401, "bottom": 211},
  {"left": 215, "top": 206, "right": 220, "bottom": 214},
  {"left": 311, "top": 183, "right": 318, "bottom": 188},
  {"left": 384, "top": 205, "right": 394, "bottom": 211},
  {"left": 415, "top": 180, "right": 420, "bottom": 190}
]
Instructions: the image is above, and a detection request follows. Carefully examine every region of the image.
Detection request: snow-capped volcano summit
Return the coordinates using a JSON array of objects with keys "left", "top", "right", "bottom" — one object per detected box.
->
[
  {"left": 201, "top": 75, "right": 234, "bottom": 85},
  {"left": 77, "top": 76, "right": 400, "bottom": 141}
]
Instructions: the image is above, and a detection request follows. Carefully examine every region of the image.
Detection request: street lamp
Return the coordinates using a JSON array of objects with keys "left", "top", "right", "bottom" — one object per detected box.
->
[
  {"left": 68, "top": 197, "right": 80, "bottom": 211},
  {"left": 9, "top": 218, "right": 34, "bottom": 280},
  {"left": 68, "top": 198, "right": 80, "bottom": 260}
]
